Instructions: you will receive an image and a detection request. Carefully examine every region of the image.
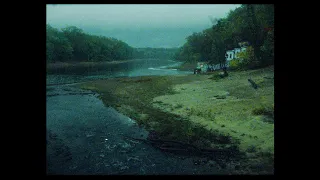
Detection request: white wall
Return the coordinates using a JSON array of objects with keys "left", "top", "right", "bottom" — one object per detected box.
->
[
  {"left": 234, "top": 48, "right": 241, "bottom": 58},
  {"left": 226, "top": 51, "right": 234, "bottom": 61},
  {"left": 226, "top": 47, "right": 247, "bottom": 61},
  {"left": 204, "top": 46, "right": 247, "bottom": 71}
]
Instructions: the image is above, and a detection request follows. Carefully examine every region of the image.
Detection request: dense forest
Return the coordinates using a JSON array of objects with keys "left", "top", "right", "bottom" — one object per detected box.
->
[
  {"left": 174, "top": 4, "right": 274, "bottom": 70},
  {"left": 47, "top": 25, "right": 179, "bottom": 63},
  {"left": 46, "top": 25, "right": 135, "bottom": 62},
  {"left": 133, "top": 47, "right": 179, "bottom": 60}
]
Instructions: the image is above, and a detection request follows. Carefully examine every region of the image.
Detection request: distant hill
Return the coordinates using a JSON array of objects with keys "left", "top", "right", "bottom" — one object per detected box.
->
[{"left": 133, "top": 47, "right": 180, "bottom": 60}]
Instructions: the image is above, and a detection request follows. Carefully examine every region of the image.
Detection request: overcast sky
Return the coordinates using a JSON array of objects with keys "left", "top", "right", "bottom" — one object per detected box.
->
[{"left": 46, "top": 4, "right": 240, "bottom": 48}]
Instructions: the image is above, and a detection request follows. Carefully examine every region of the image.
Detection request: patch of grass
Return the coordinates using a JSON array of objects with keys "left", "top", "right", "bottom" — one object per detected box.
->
[
  {"left": 208, "top": 72, "right": 228, "bottom": 81},
  {"left": 151, "top": 67, "right": 274, "bottom": 162},
  {"left": 134, "top": 78, "right": 152, "bottom": 83},
  {"left": 174, "top": 103, "right": 183, "bottom": 109},
  {"left": 252, "top": 105, "right": 274, "bottom": 120}
]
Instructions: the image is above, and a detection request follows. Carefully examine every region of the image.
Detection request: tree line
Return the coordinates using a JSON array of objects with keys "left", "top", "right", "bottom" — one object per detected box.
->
[
  {"left": 47, "top": 25, "right": 179, "bottom": 63},
  {"left": 133, "top": 47, "right": 179, "bottom": 60},
  {"left": 46, "top": 25, "right": 135, "bottom": 62},
  {"left": 174, "top": 4, "right": 274, "bottom": 69}
]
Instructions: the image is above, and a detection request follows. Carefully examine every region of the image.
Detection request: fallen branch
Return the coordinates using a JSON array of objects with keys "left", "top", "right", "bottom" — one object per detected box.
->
[{"left": 248, "top": 78, "right": 258, "bottom": 89}]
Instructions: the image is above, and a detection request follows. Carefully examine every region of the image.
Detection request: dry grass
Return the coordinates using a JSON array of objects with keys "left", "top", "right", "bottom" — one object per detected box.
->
[
  {"left": 76, "top": 66, "right": 274, "bottom": 174},
  {"left": 152, "top": 68, "right": 274, "bottom": 155}
]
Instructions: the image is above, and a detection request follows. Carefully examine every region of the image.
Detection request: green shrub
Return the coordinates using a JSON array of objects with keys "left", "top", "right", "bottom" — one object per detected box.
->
[
  {"left": 211, "top": 72, "right": 227, "bottom": 80},
  {"left": 229, "top": 59, "right": 242, "bottom": 70},
  {"left": 232, "top": 46, "right": 260, "bottom": 70},
  {"left": 252, "top": 105, "right": 274, "bottom": 119},
  {"left": 174, "top": 103, "right": 183, "bottom": 109}
]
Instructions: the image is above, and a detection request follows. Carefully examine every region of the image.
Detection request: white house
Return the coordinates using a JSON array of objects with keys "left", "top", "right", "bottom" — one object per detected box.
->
[
  {"left": 195, "top": 42, "right": 249, "bottom": 73},
  {"left": 225, "top": 50, "right": 235, "bottom": 61},
  {"left": 225, "top": 46, "right": 247, "bottom": 61}
]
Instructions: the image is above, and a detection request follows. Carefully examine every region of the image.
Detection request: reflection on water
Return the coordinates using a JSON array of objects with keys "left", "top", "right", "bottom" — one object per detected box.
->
[
  {"left": 47, "top": 59, "right": 190, "bottom": 85},
  {"left": 46, "top": 85, "right": 222, "bottom": 175}
]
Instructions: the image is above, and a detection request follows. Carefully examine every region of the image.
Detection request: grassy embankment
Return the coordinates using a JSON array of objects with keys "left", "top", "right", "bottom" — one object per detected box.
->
[{"left": 76, "top": 66, "right": 274, "bottom": 174}]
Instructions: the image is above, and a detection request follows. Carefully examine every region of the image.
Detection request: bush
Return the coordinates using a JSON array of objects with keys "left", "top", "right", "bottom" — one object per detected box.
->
[
  {"left": 174, "top": 103, "right": 183, "bottom": 109},
  {"left": 252, "top": 105, "right": 274, "bottom": 119},
  {"left": 229, "top": 59, "right": 242, "bottom": 70},
  {"left": 232, "top": 46, "right": 260, "bottom": 70},
  {"left": 211, "top": 72, "right": 228, "bottom": 80}
]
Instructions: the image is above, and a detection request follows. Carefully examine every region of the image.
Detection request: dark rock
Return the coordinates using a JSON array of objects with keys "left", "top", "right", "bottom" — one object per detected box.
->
[{"left": 248, "top": 78, "right": 258, "bottom": 89}]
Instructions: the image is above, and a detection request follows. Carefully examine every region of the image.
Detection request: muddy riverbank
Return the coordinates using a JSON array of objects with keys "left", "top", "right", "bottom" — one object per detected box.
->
[{"left": 46, "top": 85, "right": 227, "bottom": 175}]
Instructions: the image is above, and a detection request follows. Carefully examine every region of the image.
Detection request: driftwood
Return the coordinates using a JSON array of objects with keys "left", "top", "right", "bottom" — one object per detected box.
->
[{"left": 248, "top": 78, "right": 258, "bottom": 89}]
